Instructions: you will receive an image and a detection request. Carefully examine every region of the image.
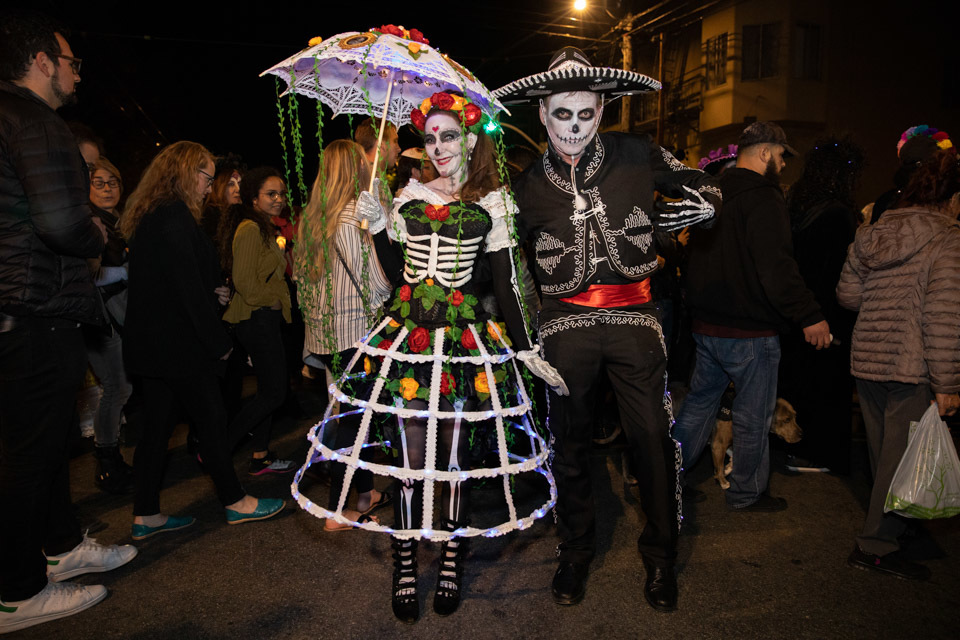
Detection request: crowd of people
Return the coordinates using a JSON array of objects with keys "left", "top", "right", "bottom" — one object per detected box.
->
[{"left": 1, "top": 11, "right": 958, "bottom": 635}]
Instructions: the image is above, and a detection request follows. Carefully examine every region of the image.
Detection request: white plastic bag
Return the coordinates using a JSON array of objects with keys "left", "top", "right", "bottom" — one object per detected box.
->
[{"left": 884, "top": 402, "right": 960, "bottom": 519}]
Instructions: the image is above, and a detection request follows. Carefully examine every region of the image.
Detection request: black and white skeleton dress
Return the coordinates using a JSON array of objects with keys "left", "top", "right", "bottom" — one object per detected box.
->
[{"left": 293, "top": 181, "right": 555, "bottom": 540}]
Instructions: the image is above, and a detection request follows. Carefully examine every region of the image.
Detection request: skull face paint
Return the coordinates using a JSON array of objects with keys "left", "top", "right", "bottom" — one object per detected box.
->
[
  {"left": 424, "top": 111, "right": 477, "bottom": 185},
  {"left": 540, "top": 91, "right": 603, "bottom": 160}
]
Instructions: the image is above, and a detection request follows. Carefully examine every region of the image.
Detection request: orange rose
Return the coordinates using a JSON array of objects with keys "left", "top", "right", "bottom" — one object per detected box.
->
[
  {"left": 363, "top": 357, "right": 374, "bottom": 375},
  {"left": 474, "top": 371, "right": 490, "bottom": 394},
  {"left": 487, "top": 321, "right": 506, "bottom": 343},
  {"left": 400, "top": 377, "right": 419, "bottom": 401}
]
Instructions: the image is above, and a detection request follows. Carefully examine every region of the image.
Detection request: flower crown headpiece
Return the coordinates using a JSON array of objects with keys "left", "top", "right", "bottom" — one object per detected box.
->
[
  {"left": 898, "top": 125, "right": 953, "bottom": 155},
  {"left": 697, "top": 144, "right": 738, "bottom": 170},
  {"left": 410, "top": 92, "right": 484, "bottom": 134}
]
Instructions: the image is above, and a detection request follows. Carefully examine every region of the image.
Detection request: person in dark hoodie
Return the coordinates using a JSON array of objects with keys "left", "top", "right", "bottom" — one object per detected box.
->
[{"left": 673, "top": 122, "right": 831, "bottom": 512}]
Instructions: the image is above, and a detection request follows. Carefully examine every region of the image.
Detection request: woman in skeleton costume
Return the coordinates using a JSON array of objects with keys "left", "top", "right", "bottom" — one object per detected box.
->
[{"left": 302, "top": 92, "right": 567, "bottom": 623}]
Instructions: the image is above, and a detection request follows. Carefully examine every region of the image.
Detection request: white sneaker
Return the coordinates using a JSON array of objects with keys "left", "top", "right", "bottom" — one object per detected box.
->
[
  {"left": 46, "top": 534, "right": 138, "bottom": 582},
  {"left": 0, "top": 582, "right": 107, "bottom": 633}
]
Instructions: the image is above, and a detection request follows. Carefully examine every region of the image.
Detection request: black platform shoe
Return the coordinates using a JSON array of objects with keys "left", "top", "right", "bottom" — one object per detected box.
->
[
  {"left": 391, "top": 538, "right": 419, "bottom": 624},
  {"left": 94, "top": 445, "right": 133, "bottom": 494},
  {"left": 433, "top": 521, "right": 468, "bottom": 616}
]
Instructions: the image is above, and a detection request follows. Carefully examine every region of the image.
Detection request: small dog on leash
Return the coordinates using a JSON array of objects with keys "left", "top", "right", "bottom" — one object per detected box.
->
[{"left": 710, "top": 385, "right": 802, "bottom": 489}]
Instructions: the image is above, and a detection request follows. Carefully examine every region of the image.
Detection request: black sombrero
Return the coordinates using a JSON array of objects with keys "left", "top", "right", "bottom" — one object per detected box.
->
[{"left": 493, "top": 47, "right": 660, "bottom": 105}]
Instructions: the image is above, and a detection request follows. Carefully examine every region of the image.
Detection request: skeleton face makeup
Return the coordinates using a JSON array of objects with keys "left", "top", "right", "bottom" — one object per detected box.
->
[
  {"left": 424, "top": 112, "right": 477, "bottom": 185},
  {"left": 540, "top": 91, "right": 603, "bottom": 160}
]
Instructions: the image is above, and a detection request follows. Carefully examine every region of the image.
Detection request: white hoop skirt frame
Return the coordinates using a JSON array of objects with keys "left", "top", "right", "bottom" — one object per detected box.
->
[{"left": 292, "top": 316, "right": 557, "bottom": 541}]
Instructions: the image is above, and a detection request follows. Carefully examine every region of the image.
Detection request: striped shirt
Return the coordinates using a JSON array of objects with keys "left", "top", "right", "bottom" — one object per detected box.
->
[{"left": 301, "top": 202, "right": 392, "bottom": 355}]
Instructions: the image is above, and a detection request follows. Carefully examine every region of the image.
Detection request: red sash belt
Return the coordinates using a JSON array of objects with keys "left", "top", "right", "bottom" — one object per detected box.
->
[{"left": 559, "top": 279, "right": 652, "bottom": 308}]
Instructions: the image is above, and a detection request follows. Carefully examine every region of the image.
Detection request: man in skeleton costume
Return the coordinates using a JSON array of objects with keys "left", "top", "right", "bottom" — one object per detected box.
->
[{"left": 495, "top": 47, "right": 721, "bottom": 612}]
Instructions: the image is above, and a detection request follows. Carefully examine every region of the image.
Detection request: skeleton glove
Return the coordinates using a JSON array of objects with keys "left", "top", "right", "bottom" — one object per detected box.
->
[
  {"left": 656, "top": 185, "right": 716, "bottom": 232},
  {"left": 357, "top": 178, "right": 386, "bottom": 235},
  {"left": 516, "top": 346, "right": 570, "bottom": 396}
]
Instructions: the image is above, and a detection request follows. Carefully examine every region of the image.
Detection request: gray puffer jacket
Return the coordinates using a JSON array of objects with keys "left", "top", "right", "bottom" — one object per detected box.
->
[{"left": 836, "top": 206, "right": 960, "bottom": 393}]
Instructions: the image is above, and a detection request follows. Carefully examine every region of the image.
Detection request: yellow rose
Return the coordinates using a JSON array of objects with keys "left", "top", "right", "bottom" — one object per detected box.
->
[
  {"left": 450, "top": 95, "right": 465, "bottom": 111},
  {"left": 388, "top": 319, "right": 401, "bottom": 328},
  {"left": 308, "top": 36, "right": 323, "bottom": 46},
  {"left": 487, "top": 321, "right": 506, "bottom": 343},
  {"left": 400, "top": 377, "right": 419, "bottom": 401},
  {"left": 426, "top": 278, "right": 434, "bottom": 286},
  {"left": 408, "top": 42, "right": 422, "bottom": 54},
  {"left": 363, "top": 357, "right": 373, "bottom": 375},
  {"left": 474, "top": 371, "right": 490, "bottom": 394}
]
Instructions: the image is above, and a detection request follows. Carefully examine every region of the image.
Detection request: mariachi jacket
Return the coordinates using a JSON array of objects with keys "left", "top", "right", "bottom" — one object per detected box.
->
[{"left": 514, "top": 132, "right": 720, "bottom": 299}]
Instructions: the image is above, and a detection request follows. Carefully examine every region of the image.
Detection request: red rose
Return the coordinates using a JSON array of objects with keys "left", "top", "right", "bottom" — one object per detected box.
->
[
  {"left": 424, "top": 204, "right": 438, "bottom": 221},
  {"left": 448, "top": 290, "right": 464, "bottom": 306},
  {"left": 461, "top": 329, "right": 477, "bottom": 351},
  {"left": 399, "top": 285, "right": 412, "bottom": 301},
  {"left": 408, "top": 28, "right": 429, "bottom": 44},
  {"left": 431, "top": 92, "right": 455, "bottom": 110},
  {"left": 378, "top": 24, "right": 403, "bottom": 37},
  {"left": 407, "top": 327, "right": 430, "bottom": 353},
  {"left": 376, "top": 339, "right": 393, "bottom": 362},
  {"left": 435, "top": 205, "right": 450, "bottom": 222},
  {"left": 410, "top": 108, "right": 426, "bottom": 131},
  {"left": 462, "top": 103, "right": 482, "bottom": 127},
  {"left": 440, "top": 371, "right": 456, "bottom": 395}
]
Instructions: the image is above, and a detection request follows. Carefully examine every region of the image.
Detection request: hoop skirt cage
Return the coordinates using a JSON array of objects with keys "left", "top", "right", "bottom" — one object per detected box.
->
[{"left": 292, "top": 190, "right": 556, "bottom": 541}]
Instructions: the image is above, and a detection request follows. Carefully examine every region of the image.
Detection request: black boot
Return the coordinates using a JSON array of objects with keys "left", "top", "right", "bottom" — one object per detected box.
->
[
  {"left": 391, "top": 537, "right": 419, "bottom": 624},
  {"left": 94, "top": 445, "right": 133, "bottom": 494},
  {"left": 433, "top": 520, "right": 468, "bottom": 616}
]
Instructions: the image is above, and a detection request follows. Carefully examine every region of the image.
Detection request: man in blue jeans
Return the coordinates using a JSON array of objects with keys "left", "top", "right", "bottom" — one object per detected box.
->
[{"left": 674, "top": 122, "right": 831, "bottom": 511}]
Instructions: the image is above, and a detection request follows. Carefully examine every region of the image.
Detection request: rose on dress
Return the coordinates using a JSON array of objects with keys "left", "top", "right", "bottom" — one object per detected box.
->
[
  {"left": 474, "top": 371, "right": 491, "bottom": 394},
  {"left": 448, "top": 290, "right": 464, "bottom": 306},
  {"left": 461, "top": 328, "right": 478, "bottom": 350},
  {"left": 399, "top": 285, "right": 412, "bottom": 301},
  {"left": 407, "top": 327, "right": 430, "bottom": 353},
  {"left": 400, "top": 377, "right": 419, "bottom": 401},
  {"left": 440, "top": 371, "right": 456, "bottom": 395},
  {"left": 425, "top": 204, "right": 438, "bottom": 221},
  {"left": 376, "top": 339, "right": 393, "bottom": 362},
  {"left": 435, "top": 205, "right": 450, "bottom": 222}
]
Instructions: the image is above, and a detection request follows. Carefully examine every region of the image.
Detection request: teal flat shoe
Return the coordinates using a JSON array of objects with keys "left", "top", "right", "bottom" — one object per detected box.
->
[
  {"left": 131, "top": 515, "right": 196, "bottom": 541},
  {"left": 225, "top": 498, "right": 285, "bottom": 525}
]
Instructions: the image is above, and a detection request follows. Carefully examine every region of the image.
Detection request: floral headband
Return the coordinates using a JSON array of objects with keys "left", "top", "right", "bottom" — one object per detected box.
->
[
  {"left": 697, "top": 144, "right": 738, "bottom": 171},
  {"left": 410, "top": 92, "right": 483, "bottom": 134},
  {"left": 898, "top": 125, "right": 953, "bottom": 155}
]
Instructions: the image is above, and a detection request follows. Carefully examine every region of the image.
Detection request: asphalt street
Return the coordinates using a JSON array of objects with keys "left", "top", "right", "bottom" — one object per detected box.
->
[{"left": 17, "top": 380, "right": 959, "bottom": 640}]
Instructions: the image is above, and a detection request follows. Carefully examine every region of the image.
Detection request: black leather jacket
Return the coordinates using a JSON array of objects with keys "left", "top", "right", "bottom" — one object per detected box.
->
[{"left": 0, "top": 81, "right": 104, "bottom": 324}]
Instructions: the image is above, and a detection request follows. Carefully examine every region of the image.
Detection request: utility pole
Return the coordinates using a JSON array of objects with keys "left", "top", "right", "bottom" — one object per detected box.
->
[
  {"left": 656, "top": 32, "right": 665, "bottom": 145},
  {"left": 619, "top": 15, "right": 636, "bottom": 132}
]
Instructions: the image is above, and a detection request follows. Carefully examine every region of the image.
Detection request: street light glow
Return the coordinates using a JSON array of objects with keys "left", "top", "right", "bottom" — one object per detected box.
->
[{"left": 574, "top": 0, "right": 587, "bottom": 10}]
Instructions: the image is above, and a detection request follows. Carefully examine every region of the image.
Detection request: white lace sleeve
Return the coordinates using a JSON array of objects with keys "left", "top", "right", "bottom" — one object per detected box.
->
[{"left": 480, "top": 188, "right": 518, "bottom": 253}]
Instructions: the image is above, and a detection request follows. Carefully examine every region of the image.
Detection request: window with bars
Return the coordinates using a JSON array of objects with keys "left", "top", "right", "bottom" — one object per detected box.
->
[
  {"left": 742, "top": 22, "right": 781, "bottom": 80},
  {"left": 705, "top": 33, "right": 728, "bottom": 89}
]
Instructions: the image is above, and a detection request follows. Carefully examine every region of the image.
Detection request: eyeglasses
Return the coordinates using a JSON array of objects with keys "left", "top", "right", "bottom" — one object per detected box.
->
[
  {"left": 53, "top": 54, "right": 82, "bottom": 74},
  {"left": 260, "top": 190, "right": 287, "bottom": 201},
  {"left": 92, "top": 178, "right": 119, "bottom": 189},
  {"left": 197, "top": 168, "right": 215, "bottom": 188}
]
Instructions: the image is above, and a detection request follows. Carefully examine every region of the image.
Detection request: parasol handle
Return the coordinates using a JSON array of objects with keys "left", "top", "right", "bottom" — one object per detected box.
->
[{"left": 360, "top": 71, "right": 395, "bottom": 230}]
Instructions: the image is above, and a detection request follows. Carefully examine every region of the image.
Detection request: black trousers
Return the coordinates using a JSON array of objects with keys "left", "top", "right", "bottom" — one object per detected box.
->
[
  {"left": 134, "top": 373, "right": 245, "bottom": 515},
  {"left": 0, "top": 319, "right": 85, "bottom": 601},
  {"left": 229, "top": 308, "right": 287, "bottom": 452},
  {"left": 540, "top": 302, "right": 680, "bottom": 567}
]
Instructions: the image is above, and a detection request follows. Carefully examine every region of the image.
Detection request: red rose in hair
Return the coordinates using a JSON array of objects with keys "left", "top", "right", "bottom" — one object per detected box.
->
[
  {"left": 440, "top": 371, "right": 456, "bottom": 395},
  {"left": 378, "top": 24, "right": 404, "bottom": 37},
  {"left": 461, "top": 329, "right": 478, "bottom": 350},
  {"left": 399, "top": 285, "right": 412, "bottom": 301},
  {"left": 408, "top": 28, "right": 429, "bottom": 44},
  {"left": 435, "top": 205, "right": 450, "bottom": 222},
  {"left": 431, "top": 92, "right": 455, "bottom": 110},
  {"left": 462, "top": 103, "right": 482, "bottom": 127},
  {"left": 448, "top": 290, "right": 464, "bottom": 306},
  {"left": 410, "top": 108, "right": 426, "bottom": 131},
  {"left": 407, "top": 327, "right": 430, "bottom": 353}
]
